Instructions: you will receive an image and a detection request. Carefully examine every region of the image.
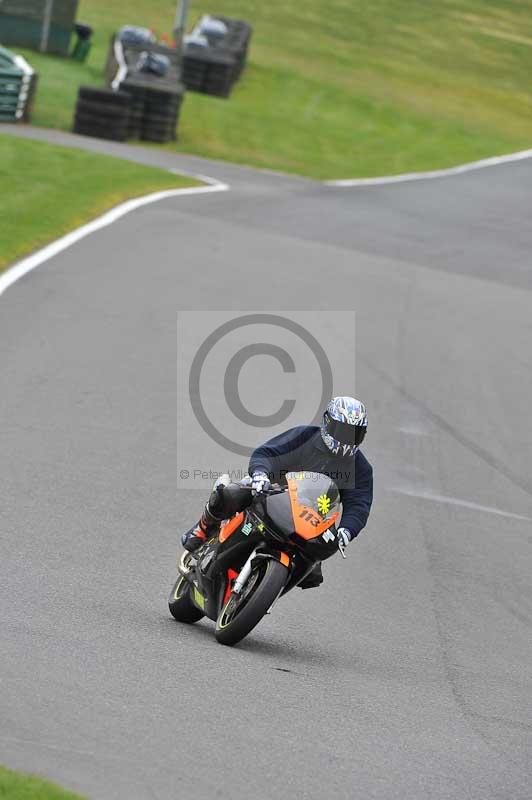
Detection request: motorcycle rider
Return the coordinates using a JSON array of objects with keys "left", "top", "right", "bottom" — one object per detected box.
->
[{"left": 181, "top": 396, "right": 373, "bottom": 588}]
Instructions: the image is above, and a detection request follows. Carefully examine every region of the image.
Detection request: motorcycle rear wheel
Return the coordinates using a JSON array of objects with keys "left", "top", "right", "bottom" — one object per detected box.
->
[
  {"left": 215, "top": 558, "right": 288, "bottom": 646},
  {"left": 168, "top": 575, "right": 205, "bottom": 623}
]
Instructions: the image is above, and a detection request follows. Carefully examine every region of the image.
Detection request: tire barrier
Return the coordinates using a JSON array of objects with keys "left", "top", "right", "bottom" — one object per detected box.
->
[
  {"left": 0, "top": 0, "right": 80, "bottom": 56},
  {"left": 0, "top": 46, "right": 38, "bottom": 123},
  {"left": 72, "top": 86, "right": 131, "bottom": 142},
  {"left": 183, "top": 15, "right": 252, "bottom": 98},
  {"left": 119, "top": 82, "right": 183, "bottom": 143},
  {"left": 183, "top": 51, "right": 236, "bottom": 98},
  {"left": 105, "top": 30, "right": 185, "bottom": 143}
]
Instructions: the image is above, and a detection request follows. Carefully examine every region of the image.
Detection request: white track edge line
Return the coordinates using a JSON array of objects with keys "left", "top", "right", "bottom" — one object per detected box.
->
[
  {"left": 325, "top": 148, "right": 532, "bottom": 187},
  {"left": 0, "top": 175, "right": 229, "bottom": 298},
  {"left": 390, "top": 487, "right": 530, "bottom": 521},
  {"left": 168, "top": 167, "right": 225, "bottom": 186}
]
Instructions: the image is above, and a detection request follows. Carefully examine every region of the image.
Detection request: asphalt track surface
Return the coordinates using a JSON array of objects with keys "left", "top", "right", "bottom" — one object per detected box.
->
[{"left": 1, "top": 126, "right": 532, "bottom": 800}]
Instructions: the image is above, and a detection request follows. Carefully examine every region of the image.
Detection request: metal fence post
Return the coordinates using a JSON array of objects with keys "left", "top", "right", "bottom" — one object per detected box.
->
[
  {"left": 174, "top": 0, "right": 189, "bottom": 59},
  {"left": 40, "top": 0, "right": 54, "bottom": 52}
]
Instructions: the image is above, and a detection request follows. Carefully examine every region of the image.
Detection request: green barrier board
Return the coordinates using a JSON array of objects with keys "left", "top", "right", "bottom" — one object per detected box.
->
[{"left": 0, "top": 0, "right": 79, "bottom": 55}]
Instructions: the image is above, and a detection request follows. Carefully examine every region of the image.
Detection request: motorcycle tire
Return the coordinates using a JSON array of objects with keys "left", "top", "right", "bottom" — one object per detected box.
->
[
  {"left": 168, "top": 575, "right": 205, "bottom": 624},
  {"left": 215, "top": 558, "right": 288, "bottom": 646}
]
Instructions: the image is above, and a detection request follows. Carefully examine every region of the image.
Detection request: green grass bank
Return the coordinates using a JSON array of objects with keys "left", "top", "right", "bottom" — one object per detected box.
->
[
  {"left": 0, "top": 133, "right": 199, "bottom": 273},
  {"left": 13, "top": 0, "right": 532, "bottom": 178},
  {"left": 0, "top": 765, "right": 84, "bottom": 799}
]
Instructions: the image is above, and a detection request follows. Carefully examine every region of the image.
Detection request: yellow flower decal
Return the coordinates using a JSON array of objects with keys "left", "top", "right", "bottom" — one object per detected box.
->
[{"left": 317, "top": 493, "right": 331, "bottom": 516}]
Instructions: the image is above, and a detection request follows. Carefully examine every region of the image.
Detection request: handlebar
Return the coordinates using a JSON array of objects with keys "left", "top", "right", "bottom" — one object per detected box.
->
[{"left": 243, "top": 483, "right": 285, "bottom": 496}]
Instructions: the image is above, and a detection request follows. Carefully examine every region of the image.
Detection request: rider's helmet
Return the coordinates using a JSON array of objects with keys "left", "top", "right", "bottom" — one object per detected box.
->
[{"left": 320, "top": 396, "right": 368, "bottom": 457}]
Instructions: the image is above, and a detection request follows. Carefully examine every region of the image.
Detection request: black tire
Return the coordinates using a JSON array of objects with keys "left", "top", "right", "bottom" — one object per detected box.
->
[
  {"left": 215, "top": 558, "right": 288, "bottom": 646},
  {"left": 76, "top": 99, "right": 130, "bottom": 120},
  {"left": 78, "top": 86, "right": 131, "bottom": 106},
  {"left": 141, "top": 130, "right": 175, "bottom": 140},
  {"left": 168, "top": 575, "right": 205, "bottom": 624},
  {"left": 204, "top": 86, "right": 232, "bottom": 99},
  {"left": 142, "top": 121, "right": 177, "bottom": 134},
  {"left": 145, "top": 97, "right": 179, "bottom": 109},
  {"left": 140, "top": 132, "right": 173, "bottom": 143},
  {"left": 141, "top": 120, "right": 176, "bottom": 133},
  {"left": 121, "top": 84, "right": 145, "bottom": 98},
  {"left": 144, "top": 103, "right": 180, "bottom": 116},
  {"left": 143, "top": 113, "right": 178, "bottom": 126},
  {"left": 74, "top": 130, "right": 128, "bottom": 142},
  {"left": 72, "top": 123, "right": 128, "bottom": 142},
  {"left": 184, "top": 68, "right": 207, "bottom": 77},
  {"left": 145, "top": 100, "right": 181, "bottom": 115},
  {"left": 74, "top": 116, "right": 128, "bottom": 135},
  {"left": 146, "top": 90, "right": 181, "bottom": 103},
  {"left": 74, "top": 112, "right": 129, "bottom": 131}
]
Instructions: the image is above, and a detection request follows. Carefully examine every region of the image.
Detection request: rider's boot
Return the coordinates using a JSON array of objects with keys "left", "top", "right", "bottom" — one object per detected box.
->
[
  {"left": 181, "top": 504, "right": 223, "bottom": 553},
  {"left": 299, "top": 562, "right": 323, "bottom": 589}
]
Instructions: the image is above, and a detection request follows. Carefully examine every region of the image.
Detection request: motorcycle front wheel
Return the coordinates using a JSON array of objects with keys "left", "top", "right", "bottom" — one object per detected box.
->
[
  {"left": 168, "top": 575, "right": 205, "bottom": 624},
  {"left": 215, "top": 558, "right": 288, "bottom": 646}
]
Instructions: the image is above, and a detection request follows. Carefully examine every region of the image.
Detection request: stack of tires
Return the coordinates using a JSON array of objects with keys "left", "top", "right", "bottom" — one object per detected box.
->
[
  {"left": 183, "top": 15, "right": 252, "bottom": 98},
  {"left": 181, "top": 52, "right": 208, "bottom": 93},
  {"left": 73, "top": 87, "right": 131, "bottom": 142},
  {"left": 141, "top": 88, "right": 183, "bottom": 143},
  {"left": 118, "top": 85, "right": 145, "bottom": 140},
  {"left": 183, "top": 51, "right": 235, "bottom": 98},
  {"left": 218, "top": 17, "right": 252, "bottom": 81},
  {"left": 203, "top": 53, "right": 237, "bottom": 97},
  {"left": 105, "top": 32, "right": 185, "bottom": 143},
  {"left": 117, "top": 82, "right": 184, "bottom": 143}
]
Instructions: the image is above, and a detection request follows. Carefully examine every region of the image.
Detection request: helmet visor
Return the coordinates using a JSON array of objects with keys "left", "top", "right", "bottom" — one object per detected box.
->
[{"left": 324, "top": 413, "right": 367, "bottom": 446}]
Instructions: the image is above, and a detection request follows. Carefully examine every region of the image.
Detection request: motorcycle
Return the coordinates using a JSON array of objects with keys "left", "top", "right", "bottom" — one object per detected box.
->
[{"left": 168, "top": 471, "right": 347, "bottom": 646}]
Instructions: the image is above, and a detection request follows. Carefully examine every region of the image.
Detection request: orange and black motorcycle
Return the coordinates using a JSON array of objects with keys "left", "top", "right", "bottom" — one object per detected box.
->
[{"left": 168, "top": 471, "right": 346, "bottom": 646}]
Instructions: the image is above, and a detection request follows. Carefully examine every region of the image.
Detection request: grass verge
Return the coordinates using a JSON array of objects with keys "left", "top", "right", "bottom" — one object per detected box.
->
[
  {"left": 12, "top": 0, "right": 532, "bottom": 178},
  {"left": 0, "top": 765, "right": 84, "bottom": 799},
  {"left": 0, "top": 133, "right": 199, "bottom": 273}
]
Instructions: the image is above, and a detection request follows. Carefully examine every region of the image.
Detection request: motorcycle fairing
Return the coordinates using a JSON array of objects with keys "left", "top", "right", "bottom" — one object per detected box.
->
[
  {"left": 286, "top": 472, "right": 340, "bottom": 539},
  {"left": 219, "top": 512, "right": 245, "bottom": 542}
]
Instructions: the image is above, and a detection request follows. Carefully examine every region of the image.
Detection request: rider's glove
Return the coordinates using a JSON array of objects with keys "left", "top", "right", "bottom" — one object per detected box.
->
[
  {"left": 337, "top": 527, "right": 353, "bottom": 549},
  {"left": 251, "top": 471, "right": 271, "bottom": 494}
]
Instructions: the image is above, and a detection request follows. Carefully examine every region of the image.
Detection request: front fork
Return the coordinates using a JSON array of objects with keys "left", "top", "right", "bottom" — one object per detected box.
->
[
  {"left": 232, "top": 548, "right": 291, "bottom": 594},
  {"left": 230, "top": 548, "right": 290, "bottom": 616},
  {"left": 232, "top": 548, "right": 258, "bottom": 594}
]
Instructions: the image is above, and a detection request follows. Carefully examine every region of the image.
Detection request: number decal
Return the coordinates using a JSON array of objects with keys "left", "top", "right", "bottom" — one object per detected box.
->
[{"left": 299, "top": 509, "right": 321, "bottom": 527}]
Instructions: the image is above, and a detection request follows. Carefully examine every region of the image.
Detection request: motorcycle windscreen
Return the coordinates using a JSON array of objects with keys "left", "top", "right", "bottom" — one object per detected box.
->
[
  {"left": 262, "top": 491, "right": 294, "bottom": 537},
  {"left": 286, "top": 471, "right": 340, "bottom": 539}
]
